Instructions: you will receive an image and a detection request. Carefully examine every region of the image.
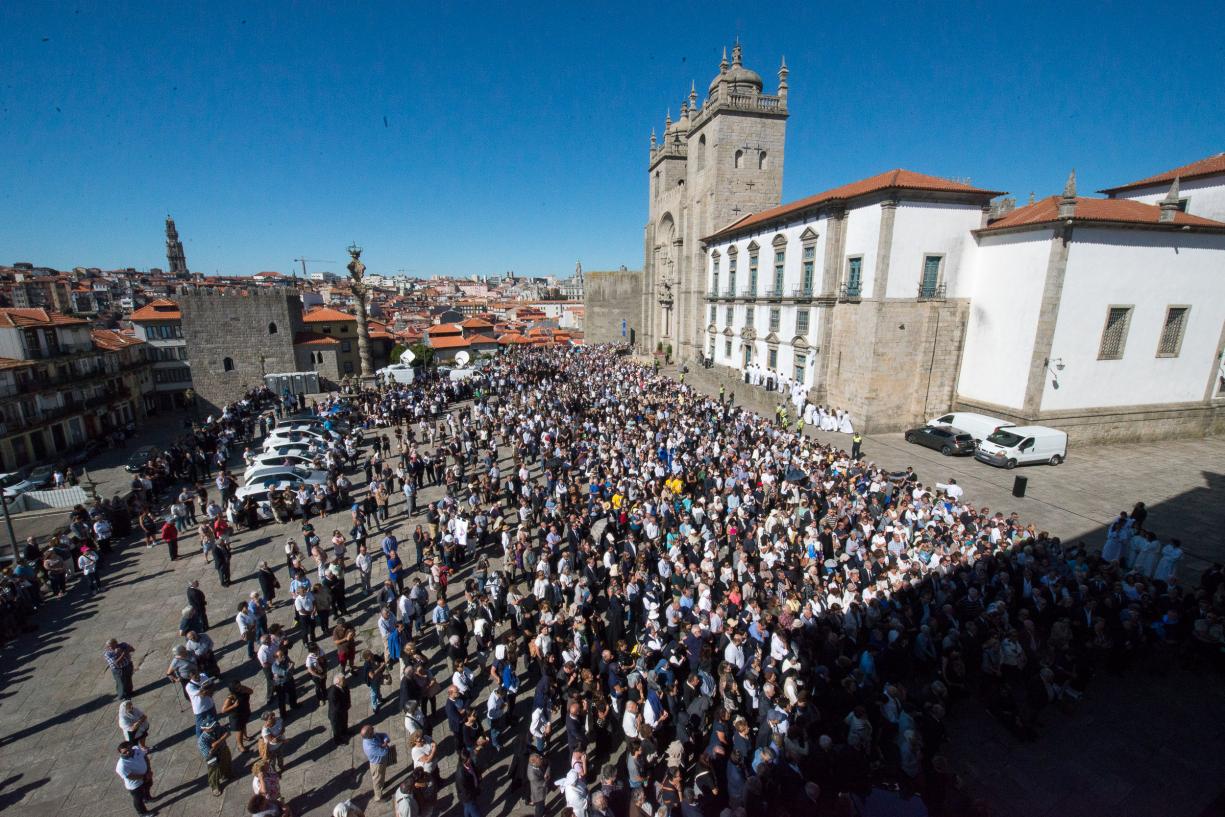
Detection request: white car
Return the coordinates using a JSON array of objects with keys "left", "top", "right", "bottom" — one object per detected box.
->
[
  {"left": 244, "top": 452, "right": 324, "bottom": 481},
  {"left": 266, "top": 427, "right": 338, "bottom": 446},
  {"left": 243, "top": 465, "right": 329, "bottom": 488},
  {"left": 261, "top": 440, "right": 327, "bottom": 457},
  {"left": 234, "top": 484, "right": 284, "bottom": 521},
  {"left": 0, "top": 472, "right": 38, "bottom": 498}
]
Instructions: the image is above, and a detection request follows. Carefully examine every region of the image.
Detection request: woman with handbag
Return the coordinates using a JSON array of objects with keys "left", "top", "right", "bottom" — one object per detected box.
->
[{"left": 117, "top": 699, "right": 150, "bottom": 748}]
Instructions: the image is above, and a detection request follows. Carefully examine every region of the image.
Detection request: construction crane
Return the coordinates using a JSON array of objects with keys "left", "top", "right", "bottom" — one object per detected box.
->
[{"left": 292, "top": 258, "right": 337, "bottom": 279}]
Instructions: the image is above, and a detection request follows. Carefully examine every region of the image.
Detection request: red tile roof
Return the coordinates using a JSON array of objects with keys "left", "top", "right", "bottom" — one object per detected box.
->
[
  {"left": 980, "top": 196, "right": 1225, "bottom": 232},
  {"left": 428, "top": 335, "right": 472, "bottom": 349},
  {"left": 706, "top": 169, "right": 1004, "bottom": 242},
  {"left": 91, "top": 329, "right": 145, "bottom": 351},
  {"left": 459, "top": 317, "right": 494, "bottom": 329},
  {"left": 293, "top": 331, "right": 341, "bottom": 346},
  {"left": 1100, "top": 152, "right": 1225, "bottom": 194},
  {"left": 467, "top": 334, "right": 498, "bottom": 344},
  {"left": 0, "top": 308, "right": 88, "bottom": 328},
  {"left": 129, "top": 298, "right": 182, "bottom": 321},
  {"left": 428, "top": 323, "right": 463, "bottom": 336},
  {"left": 303, "top": 306, "right": 356, "bottom": 323}
]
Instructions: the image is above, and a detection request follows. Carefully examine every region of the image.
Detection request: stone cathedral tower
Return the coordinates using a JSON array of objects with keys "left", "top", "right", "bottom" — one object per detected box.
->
[
  {"left": 642, "top": 42, "right": 788, "bottom": 361},
  {"left": 165, "top": 215, "right": 188, "bottom": 276}
]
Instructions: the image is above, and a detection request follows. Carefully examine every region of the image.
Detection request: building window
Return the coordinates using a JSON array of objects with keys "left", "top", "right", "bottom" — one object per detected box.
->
[
  {"left": 745, "top": 306, "right": 755, "bottom": 327},
  {"left": 748, "top": 253, "right": 758, "bottom": 295},
  {"left": 342, "top": 325, "right": 350, "bottom": 333},
  {"left": 343, "top": 361, "right": 354, "bottom": 374},
  {"left": 846, "top": 256, "right": 863, "bottom": 297},
  {"left": 759, "top": 151, "right": 769, "bottom": 170},
  {"left": 1156, "top": 306, "right": 1189, "bottom": 358},
  {"left": 920, "top": 255, "right": 942, "bottom": 297},
  {"left": 767, "top": 348, "right": 778, "bottom": 368},
  {"left": 724, "top": 306, "right": 733, "bottom": 325},
  {"left": 772, "top": 250, "right": 786, "bottom": 295},
  {"left": 711, "top": 257, "right": 720, "bottom": 296},
  {"left": 321, "top": 327, "right": 332, "bottom": 334},
  {"left": 222, "top": 357, "right": 234, "bottom": 372},
  {"left": 268, "top": 321, "right": 278, "bottom": 335},
  {"left": 734, "top": 149, "right": 744, "bottom": 169},
  {"left": 769, "top": 308, "right": 781, "bottom": 333},
  {"left": 724, "top": 338, "right": 732, "bottom": 357},
  {"left": 708, "top": 305, "right": 716, "bottom": 325},
  {"left": 1098, "top": 306, "right": 1133, "bottom": 360},
  {"left": 796, "top": 309, "right": 810, "bottom": 335},
  {"left": 728, "top": 257, "right": 737, "bottom": 296},
  {"left": 697, "top": 135, "right": 706, "bottom": 171},
  {"left": 801, "top": 245, "right": 815, "bottom": 295},
  {"left": 794, "top": 353, "right": 806, "bottom": 382},
  {"left": 341, "top": 340, "right": 352, "bottom": 353}
]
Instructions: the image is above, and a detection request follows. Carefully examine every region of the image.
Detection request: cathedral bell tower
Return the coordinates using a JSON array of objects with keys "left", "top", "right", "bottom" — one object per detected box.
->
[
  {"left": 165, "top": 215, "right": 188, "bottom": 276},
  {"left": 642, "top": 41, "right": 788, "bottom": 361}
]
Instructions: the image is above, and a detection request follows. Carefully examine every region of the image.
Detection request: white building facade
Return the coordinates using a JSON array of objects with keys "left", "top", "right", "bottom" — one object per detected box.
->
[{"left": 702, "top": 157, "right": 1225, "bottom": 442}]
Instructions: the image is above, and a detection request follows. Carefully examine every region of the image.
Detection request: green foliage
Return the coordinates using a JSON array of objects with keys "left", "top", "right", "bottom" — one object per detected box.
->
[
  {"left": 389, "top": 344, "right": 407, "bottom": 364},
  {"left": 409, "top": 342, "right": 435, "bottom": 367}
]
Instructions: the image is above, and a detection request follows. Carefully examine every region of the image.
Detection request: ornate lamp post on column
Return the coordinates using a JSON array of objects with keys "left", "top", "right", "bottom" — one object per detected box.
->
[{"left": 346, "top": 242, "right": 375, "bottom": 383}]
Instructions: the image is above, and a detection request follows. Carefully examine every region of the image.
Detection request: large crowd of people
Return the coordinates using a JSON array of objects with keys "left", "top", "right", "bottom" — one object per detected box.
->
[{"left": 5, "top": 346, "right": 1225, "bottom": 817}]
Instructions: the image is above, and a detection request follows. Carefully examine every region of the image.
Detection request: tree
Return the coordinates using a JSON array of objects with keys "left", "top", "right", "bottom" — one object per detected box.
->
[
  {"left": 389, "top": 344, "right": 407, "bottom": 364},
  {"left": 408, "top": 342, "right": 435, "bottom": 367}
]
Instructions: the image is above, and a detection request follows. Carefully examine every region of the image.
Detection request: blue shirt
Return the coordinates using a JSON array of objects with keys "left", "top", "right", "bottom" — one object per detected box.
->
[{"left": 362, "top": 732, "right": 390, "bottom": 763}]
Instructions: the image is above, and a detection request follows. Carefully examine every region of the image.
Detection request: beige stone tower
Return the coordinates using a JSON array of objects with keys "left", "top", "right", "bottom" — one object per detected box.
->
[{"left": 642, "top": 42, "right": 788, "bottom": 361}]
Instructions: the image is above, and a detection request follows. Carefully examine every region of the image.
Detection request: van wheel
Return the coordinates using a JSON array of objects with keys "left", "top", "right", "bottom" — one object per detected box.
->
[
  {"left": 1049, "top": 454, "right": 1063, "bottom": 466},
  {"left": 940, "top": 446, "right": 952, "bottom": 456},
  {"left": 1005, "top": 459, "right": 1017, "bottom": 470}
]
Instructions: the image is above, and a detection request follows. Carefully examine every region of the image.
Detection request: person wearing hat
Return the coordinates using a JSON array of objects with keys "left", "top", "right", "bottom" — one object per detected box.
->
[{"left": 196, "top": 717, "right": 232, "bottom": 796}]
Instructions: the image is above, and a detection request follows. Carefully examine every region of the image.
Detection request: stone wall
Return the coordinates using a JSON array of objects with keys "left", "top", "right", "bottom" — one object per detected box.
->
[
  {"left": 180, "top": 288, "right": 304, "bottom": 413},
  {"left": 824, "top": 299, "right": 970, "bottom": 433},
  {"left": 584, "top": 270, "right": 645, "bottom": 346}
]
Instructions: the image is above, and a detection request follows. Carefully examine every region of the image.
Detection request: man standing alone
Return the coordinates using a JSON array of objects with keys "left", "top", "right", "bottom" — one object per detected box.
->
[
  {"left": 361, "top": 724, "right": 392, "bottom": 800},
  {"left": 328, "top": 673, "right": 351, "bottom": 745}
]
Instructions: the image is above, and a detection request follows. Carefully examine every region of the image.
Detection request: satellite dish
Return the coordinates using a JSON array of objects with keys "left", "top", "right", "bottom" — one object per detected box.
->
[
  {"left": 401, "top": 348, "right": 416, "bottom": 364},
  {"left": 455, "top": 351, "right": 471, "bottom": 367}
]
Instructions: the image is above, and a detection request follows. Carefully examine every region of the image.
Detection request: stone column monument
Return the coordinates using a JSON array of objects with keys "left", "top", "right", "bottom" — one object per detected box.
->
[{"left": 346, "top": 242, "right": 374, "bottom": 380}]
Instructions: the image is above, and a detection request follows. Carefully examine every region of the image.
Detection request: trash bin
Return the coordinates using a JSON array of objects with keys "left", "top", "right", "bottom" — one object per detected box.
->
[{"left": 1012, "top": 475, "right": 1028, "bottom": 498}]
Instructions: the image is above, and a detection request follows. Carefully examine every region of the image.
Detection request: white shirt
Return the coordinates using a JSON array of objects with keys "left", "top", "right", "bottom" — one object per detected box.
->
[{"left": 115, "top": 747, "right": 149, "bottom": 790}]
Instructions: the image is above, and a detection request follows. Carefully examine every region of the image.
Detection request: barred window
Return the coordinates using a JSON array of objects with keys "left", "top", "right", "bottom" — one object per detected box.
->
[
  {"left": 769, "top": 308, "right": 781, "bottom": 332},
  {"left": 1157, "top": 306, "right": 1189, "bottom": 357},
  {"left": 745, "top": 306, "right": 755, "bottom": 327},
  {"left": 796, "top": 309, "right": 810, "bottom": 335},
  {"left": 724, "top": 306, "right": 733, "bottom": 325},
  {"left": 1098, "top": 306, "right": 1133, "bottom": 360}
]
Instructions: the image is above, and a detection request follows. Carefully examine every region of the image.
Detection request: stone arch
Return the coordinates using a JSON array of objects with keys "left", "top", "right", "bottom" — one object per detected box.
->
[
  {"left": 268, "top": 321, "right": 279, "bottom": 335},
  {"left": 734, "top": 149, "right": 744, "bottom": 169},
  {"left": 759, "top": 151, "right": 769, "bottom": 170},
  {"left": 697, "top": 134, "right": 707, "bottom": 171},
  {"left": 222, "top": 356, "right": 234, "bottom": 372}
]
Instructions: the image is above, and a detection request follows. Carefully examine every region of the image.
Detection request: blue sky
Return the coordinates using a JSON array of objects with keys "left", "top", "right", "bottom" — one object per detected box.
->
[{"left": 0, "top": 1, "right": 1221, "bottom": 278}]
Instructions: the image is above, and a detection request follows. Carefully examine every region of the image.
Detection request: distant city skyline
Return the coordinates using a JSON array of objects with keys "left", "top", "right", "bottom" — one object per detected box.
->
[{"left": 1, "top": 1, "right": 1222, "bottom": 277}]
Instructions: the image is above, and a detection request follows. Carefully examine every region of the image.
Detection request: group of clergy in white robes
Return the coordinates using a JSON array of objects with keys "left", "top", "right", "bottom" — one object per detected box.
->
[{"left": 1101, "top": 513, "right": 1183, "bottom": 582}]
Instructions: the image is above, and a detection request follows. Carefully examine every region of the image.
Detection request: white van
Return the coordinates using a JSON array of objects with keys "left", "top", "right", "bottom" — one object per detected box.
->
[
  {"left": 378, "top": 363, "right": 416, "bottom": 385},
  {"left": 928, "top": 411, "right": 1015, "bottom": 445},
  {"left": 974, "top": 425, "right": 1068, "bottom": 469}
]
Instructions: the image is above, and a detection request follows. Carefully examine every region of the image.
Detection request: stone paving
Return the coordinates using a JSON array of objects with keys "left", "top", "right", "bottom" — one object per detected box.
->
[{"left": 1, "top": 380, "right": 1224, "bottom": 817}]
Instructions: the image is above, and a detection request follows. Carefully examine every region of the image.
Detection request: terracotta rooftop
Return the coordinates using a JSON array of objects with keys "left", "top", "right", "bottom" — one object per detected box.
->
[
  {"left": 458, "top": 317, "right": 494, "bottom": 329},
  {"left": 980, "top": 196, "right": 1225, "bottom": 232},
  {"left": 0, "top": 308, "right": 88, "bottom": 328},
  {"left": 467, "top": 333, "right": 498, "bottom": 344},
  {"left": 1100, "top": 152, "right": 1225, "bottom": 194},
  {"left": 0, "top": 357, "right": 35, "bottom": 371},
  {"left": 129, "top": 298, "right": 182, "bottom": 321},
  {"left": 293, "top": 331, "right": 341, "bottom": 347},
  {"left": 428, "top": 335, "right": 472, "bottom": 349},
  {"left": 303, "top": 306, "right": 356, "bottom": 323},
  {"left": 428, "top": 323, "right": 463, "bottom": 336},
  {"left": 91, "top": 329, "right": 145, "bottom": 351},
  {"left": 706, "top": 169, "right": 1004, "bottom": 242}
]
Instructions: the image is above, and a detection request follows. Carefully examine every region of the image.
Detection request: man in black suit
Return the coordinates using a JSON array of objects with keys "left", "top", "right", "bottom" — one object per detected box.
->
[
  {"left": 327, "top": 673, "right": 351, "bottom": 745},
  {"left": 187, "top": 580, "right": 208, "bottom": 630},
  {"left": 455, "top": 746, "right": 483, "bottom": 817}
]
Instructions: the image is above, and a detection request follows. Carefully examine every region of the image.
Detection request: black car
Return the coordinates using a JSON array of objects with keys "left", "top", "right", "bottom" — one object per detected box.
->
[
  {"left": 125, "top": 445, "right": 159, "bottom": 473},
  {"left": 904, "top": 424, "right": 976, "bottom": 456}
]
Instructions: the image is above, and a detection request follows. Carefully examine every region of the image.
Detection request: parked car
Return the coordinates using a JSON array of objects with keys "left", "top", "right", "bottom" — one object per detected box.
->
[
  {"left": 974, "top": 425, "right": 1068, "bottom": 469},
  {"left": 0, "top": 471, "right": 38, "bottom": 498},
  {"left": 64, "top": 439, "right": 105, "bottom": 466},
  {"left": 234, "top": 484, "right": 280, "bottom": 521},
  {"left": 26, "top": 465, "right": 55, "bottom": 489},
  {"left": 242, "top": 465, "right": 329, "bottom": 488},
  {"left": 244, "top": 451, "right": 323, "bottom": 479},
  {"left": 904, "top": 424, "right": 977, "bottom": 456},
  {"left": 261, "top": 441, "right": 327, "bottom": 458},
  {"left": 125, "top": 446, "right": 159, "bottom": 473},
  {"left": 265, "top": 427, "right": 338, "bottom": 446},
  {"left": 927, "top": 411, "right": 1016, "bottom": 445}
]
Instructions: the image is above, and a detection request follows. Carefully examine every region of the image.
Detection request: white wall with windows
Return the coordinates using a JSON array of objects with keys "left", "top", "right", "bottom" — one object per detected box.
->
[
  {"left": 955, "top": 230, "right": 1054, "bottom": 410},
  {"left": 1041, "top": 228, "right": 1225, "bottom": 411},
  {"left": 885, "top": 202, "right": 983, "bottom": 299}
]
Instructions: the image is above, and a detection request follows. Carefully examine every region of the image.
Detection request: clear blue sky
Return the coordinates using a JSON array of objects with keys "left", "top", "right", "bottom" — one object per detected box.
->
[{"left": 0, "top": 1, "right": 1221, "bottom": 279}]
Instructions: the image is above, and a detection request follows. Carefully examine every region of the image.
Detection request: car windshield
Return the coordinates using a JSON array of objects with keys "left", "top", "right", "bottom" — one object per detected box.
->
[
  {"left": 986, "top": 430, "right": 1024, "bottom": 447},
  {"left": 0, "top": 474, "right": 22, "bottom": 487}
]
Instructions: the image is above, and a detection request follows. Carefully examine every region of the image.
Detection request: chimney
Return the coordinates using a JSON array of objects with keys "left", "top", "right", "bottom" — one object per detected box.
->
[
  {"left": 1058, "top": 169, "right": 1078, "bottom": 219},
  {"left": 1159, "top": 176, "right": 1181, "bottom": 223}
]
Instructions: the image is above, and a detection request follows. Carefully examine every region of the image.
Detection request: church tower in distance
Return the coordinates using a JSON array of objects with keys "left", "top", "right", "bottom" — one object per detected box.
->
[
  {"left": 165, "top": 215, "right": 188, "bottom": 276},
  {"left": 642, "top": 41, "right": 788, "bottom": 362}
]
